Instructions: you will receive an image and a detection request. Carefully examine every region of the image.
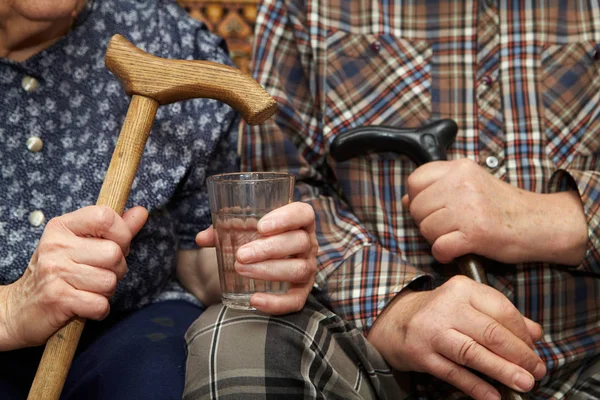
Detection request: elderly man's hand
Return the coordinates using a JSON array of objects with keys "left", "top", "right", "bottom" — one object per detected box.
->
[
  {"left": 194, "top": 201, "right": 318, "bottom": 315},
  {"left": 402, "top": 159, "right": 587, "bottom": 266},
  {"left": 368, "top": 276, "right": 546, "bottom": 400}
]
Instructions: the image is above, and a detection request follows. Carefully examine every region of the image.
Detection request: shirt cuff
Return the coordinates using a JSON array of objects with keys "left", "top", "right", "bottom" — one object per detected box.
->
[{"left": 548, "top": 168, "right": 600, "bottom": 273}]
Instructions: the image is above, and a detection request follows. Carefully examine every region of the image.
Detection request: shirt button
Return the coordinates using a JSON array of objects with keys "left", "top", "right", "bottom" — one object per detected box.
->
[
  {"left": 485, "top": 156, "right": 499, "bottom": 169},
  {"left": 370, "top": 41, "right": 382, "bottom": 52},
  {"left": 482, "top": 75, "right": 493, "bottom": 86},
  {"left": 29, "top": 210, "right": 46, "bottom": 227},
  {"left": 26, "top": 136, "right": 44, "bottom": 152},
  {"left": 21, "top": 76, "right": 39, "bottom": 92}
]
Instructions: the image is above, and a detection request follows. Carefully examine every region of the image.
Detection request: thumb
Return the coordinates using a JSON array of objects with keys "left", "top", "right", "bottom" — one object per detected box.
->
[
  {"left": 122, "top": 206, "right": 149, "bottom": 237},
  {"left": 195, "top": 226, "right": 215, "bottom": 248}
]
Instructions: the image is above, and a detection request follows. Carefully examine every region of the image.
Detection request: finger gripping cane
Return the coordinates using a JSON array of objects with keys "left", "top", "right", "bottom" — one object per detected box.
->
[
  {"left": 27, "top": 34, "right": 277, "bottom": 400},
  {"left": 330, "top": 120, "right": 527, "bottom": 400}
]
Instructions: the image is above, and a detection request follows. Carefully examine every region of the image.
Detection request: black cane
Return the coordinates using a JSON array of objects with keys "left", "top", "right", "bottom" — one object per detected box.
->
[{"left": 330, "top": 119, "right": 527, "bottom": 400}]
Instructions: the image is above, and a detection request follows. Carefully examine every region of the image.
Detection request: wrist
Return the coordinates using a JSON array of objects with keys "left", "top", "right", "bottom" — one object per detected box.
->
[
  {"left": 521, "top": 191, "right": 587, "bottom": 265},
  {"left": 0, "top": 283, "right": 18, "bottom": 351},
  {"left": 367, "top": 288, "right": 423, "bottom": 342}
]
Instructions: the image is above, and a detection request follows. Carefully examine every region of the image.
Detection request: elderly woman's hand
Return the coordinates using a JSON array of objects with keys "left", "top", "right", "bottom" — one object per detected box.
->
[
  {"left": 194, "top": 201, "right": 318, "bottom": 315},
  {"left": 0, "top": 205, "right": 148, "bottom": 350}
]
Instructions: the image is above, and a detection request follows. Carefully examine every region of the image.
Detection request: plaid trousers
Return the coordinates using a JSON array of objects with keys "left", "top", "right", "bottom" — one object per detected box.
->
[{"left": 184, "top": 294, "right": 406, "bottom": 400}]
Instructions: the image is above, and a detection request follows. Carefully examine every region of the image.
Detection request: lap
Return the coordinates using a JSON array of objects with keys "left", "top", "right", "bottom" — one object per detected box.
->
[
  {"left": 184, "top": 294, "right": 405, "bottom": 400},
  {"left": 0, "top": 300, "right": 202, "bottom": 400}
]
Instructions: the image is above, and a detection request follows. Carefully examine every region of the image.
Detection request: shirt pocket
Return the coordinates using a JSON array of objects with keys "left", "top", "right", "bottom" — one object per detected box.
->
[
  {"left": 540, "top": 41, "right": 600, "bottom": 167},
  {"left": 324, "top": 31, "right": 432, "bottom": 141}
]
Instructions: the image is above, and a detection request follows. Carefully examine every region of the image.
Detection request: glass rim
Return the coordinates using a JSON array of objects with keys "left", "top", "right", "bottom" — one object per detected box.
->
[{"left": 207, "top": 172, "right": 294, "bottom": 183}]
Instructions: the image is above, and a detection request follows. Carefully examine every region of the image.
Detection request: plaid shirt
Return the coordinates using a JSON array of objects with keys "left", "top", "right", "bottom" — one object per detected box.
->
[{"left": 242, "top": 1, "right": 600, "bottom": 397}]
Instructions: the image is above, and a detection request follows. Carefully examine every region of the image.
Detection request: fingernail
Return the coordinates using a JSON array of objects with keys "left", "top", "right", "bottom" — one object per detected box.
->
[
  {"left": 258, "top": 219, "right": 275, "bottom": 233},
  {"left": 514, "top": 373, "right": 534, "bottom": 391},
  {"left": 251, "top": 295, "right": 266, "bottom": 308},
  {"left": 237, "top": 247, "right": 253, "bottom": 262},
  {"left": 533, "top": 362, "right": 546, "bottom": 379},
  {"left": 488, "top": 390, "right": 501, "bottom": 400}
]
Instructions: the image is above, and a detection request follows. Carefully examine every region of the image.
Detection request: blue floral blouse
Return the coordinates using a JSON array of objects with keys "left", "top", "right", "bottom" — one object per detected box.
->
[{"left": 0, "top": 0, "right": 239, "bottom": 311}]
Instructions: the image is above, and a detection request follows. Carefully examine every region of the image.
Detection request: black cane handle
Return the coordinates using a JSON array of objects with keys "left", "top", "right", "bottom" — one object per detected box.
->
[
  {"left": 330, "top": 119, "right": 458, "bottom": 164},
  {"left": 331, "top": 119, "right": 528, "bottom": 400}
]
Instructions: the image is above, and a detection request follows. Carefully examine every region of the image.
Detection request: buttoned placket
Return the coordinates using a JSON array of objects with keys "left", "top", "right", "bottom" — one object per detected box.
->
[
  {"left": 476, "top": 0, "right": 504, "bottom": 174},
  {"left": 21, "top": 72, "right": 46, "bottom": 228}
]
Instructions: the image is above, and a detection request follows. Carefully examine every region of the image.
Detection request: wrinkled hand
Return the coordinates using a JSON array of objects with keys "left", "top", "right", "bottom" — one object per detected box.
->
[
  {"left": 367, "top": 276, "right": 546, "bottom": 400},
  {"left": 402, "top": 158, "right": 586, "bottom": 265},
  {"left": 0, "top": 205, "right": 148, "bottom": 351},
  {"left": 195, "top": 201, "right": 317, "bottom": 315}
]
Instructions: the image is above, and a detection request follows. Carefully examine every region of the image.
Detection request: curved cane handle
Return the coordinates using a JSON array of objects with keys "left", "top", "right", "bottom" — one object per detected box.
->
[{"left": 105, "top": 34, "right": 277, "bottom": 125}]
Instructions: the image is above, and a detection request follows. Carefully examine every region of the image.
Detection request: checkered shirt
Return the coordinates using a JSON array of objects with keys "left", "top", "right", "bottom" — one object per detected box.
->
[{"left": 241, "top": 1, "right": 600, "bottom": 398}]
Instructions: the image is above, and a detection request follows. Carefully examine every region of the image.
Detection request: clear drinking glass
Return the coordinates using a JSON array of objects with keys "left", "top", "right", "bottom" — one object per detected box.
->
[{"left": 207, "top": 172, "right": 295, "bottom": 310}]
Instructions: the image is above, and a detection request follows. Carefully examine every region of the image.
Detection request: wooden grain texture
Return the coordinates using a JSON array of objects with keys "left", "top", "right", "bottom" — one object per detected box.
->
[
  {"left": 28, "top": 96, "right": 159, "bottom": 400},
  {"left": 27, "top": 317, "right": 85, "bottom": 400},
  {"left": 96, "top": 96, "right": 159, "bottom": 212},
  {"left": 105, "top": 34, "right": 276, "bottom": 125}
]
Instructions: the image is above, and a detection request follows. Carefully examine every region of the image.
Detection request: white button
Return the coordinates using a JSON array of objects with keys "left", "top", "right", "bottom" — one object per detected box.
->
[
  {"left": 22, "top": 76, "right": 39, "bottom": 92},
  {"left": 29, "top": 210, "right": 46, "bottom": 227},
  {"left": 26, "top": 136, "right": 44, "bottom": 152},
  {"left": 485, "top": 156, "right": 499, "bottom": 169}
]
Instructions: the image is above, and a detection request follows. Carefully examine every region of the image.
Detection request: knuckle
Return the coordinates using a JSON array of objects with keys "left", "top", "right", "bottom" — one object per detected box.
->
[
  {"left": 294, "top": 259, "right": 310, "bottom": 280},
  {"left": 95, "top": 206, "right": 116, "bottom": 236},
  {"left": 293, "top": 294, "right": 304, "bottom": 313},
  {"left": 37, "top": 258, "right": 65, "bottom": 277},
  {"left": 443, "top": 365, "right": 460, "bottom": 384},
  {"left": 296, "top": 231, "right": 311, "bottom": 251},
  {"left": 407, "top": 173, "right": 419, "bottom": 190},
  {"left": 456, "top": 339, "right": 479, "bottom": 367},
  {"left": 105, "top": 241, "right": 124, "bottom": 266},
  {"left": 408, "top": 200, "right": 419, "bottom": 218},
  {"left": 482, "top": 321, "right": 504, "bottom": 347},
  {"left": 46, "top": 284, "right": 70, "bottom": 307},
  {"left": 446, "top": 275, "right": 471, "bottom": 290},
  {"left": 100, "top": 272, "right": 118, "bottom": 293},
  {"left": 256, "top": 239, "right": 272, "bottom": 259},
  {"left": 98, "top": 300, "right": 111, "bottom": 319},
  {"left": 44, "top": 217, "right": 62, "bottom": 232},
  {"left": 300, "top": 203, "right": 315, "bottom": 220},
  {"left": 36, "top": 239, "right": 64, "bottom": 257},
  {"left": 431, "top": 240, "right": 451, "bottom": 263},
  {"left": 467, "top": 382, "right": 488, "bottom": 399},
  {"left": 91, "top": 298, "right": 110, "bottom": 320},
  {"left": 521, "top": 352, "right": 539, "bottom": 372},
  {"left": 457, "top": 157, "right": 477, "bottom": 170},
  {"left": 419, "top": 223, "right": 434, "bottom": 242}
]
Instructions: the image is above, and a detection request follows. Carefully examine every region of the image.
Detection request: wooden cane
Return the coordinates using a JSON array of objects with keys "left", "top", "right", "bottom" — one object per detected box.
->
[{"left": 27, "top": 34, "right": 277, "bottom": 400}]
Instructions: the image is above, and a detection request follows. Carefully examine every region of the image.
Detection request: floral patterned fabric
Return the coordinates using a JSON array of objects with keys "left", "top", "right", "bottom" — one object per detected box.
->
[{"left": 0, "top": 0, "right": 239, "bottom": 311}]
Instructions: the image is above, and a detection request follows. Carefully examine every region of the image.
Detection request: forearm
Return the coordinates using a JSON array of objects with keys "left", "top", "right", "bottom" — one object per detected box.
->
[
  {"left": 523, "top": 190, "right": 587, "bottom": 266},
  {"left": 0, "top": 284, "right": 10, "bottom": 350},
  {"left": 0, "top": 283, "right": 21, "bottom": 351}
]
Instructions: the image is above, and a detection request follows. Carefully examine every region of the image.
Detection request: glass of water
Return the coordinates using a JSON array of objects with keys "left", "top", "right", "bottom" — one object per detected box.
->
[{"left": 207, "top": 172, "right": 295, "bottom": 310}]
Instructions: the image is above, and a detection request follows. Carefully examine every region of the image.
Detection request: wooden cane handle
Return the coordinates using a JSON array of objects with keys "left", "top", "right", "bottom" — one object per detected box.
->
[
  {"left": 27, "top": 96, "right": 159, "bottom": 400},
  {"left": 105, "top": 34, "right": 276, "bottom": 125}
]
